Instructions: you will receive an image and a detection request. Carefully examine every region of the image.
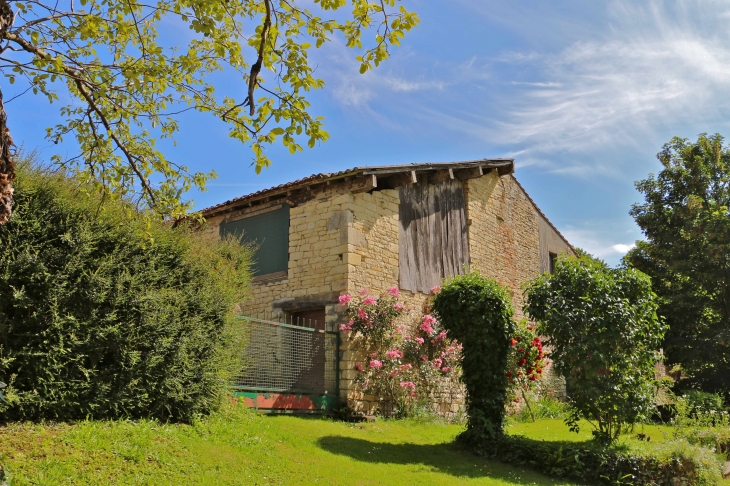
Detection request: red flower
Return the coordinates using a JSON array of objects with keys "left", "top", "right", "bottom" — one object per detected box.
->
[
  {"left": 518, "top": 358, "right": 527, "bottom": 366},
  {"left": 529, "top": 375, "right": 537, "bottom": 381},
  {"left": 510, "top": 338, "right": 517, "bottom": 347},
  {"left": 514, "top": 397, "right": 521, "bottom": 403},
  {"left": 506, "top": 372, "right": 513, "bottom": 378}
]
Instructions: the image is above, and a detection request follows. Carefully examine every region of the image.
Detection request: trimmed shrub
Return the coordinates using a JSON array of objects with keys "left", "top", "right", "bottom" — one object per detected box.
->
[
  {"left": 525, "top": 254, "right": 666, "bottom": 443},
  {"left": 0, "top": 164, "right": 252, "bottom": 422},
  {"left": 432, "top": 273, "right": 515, "bottom": 444}
]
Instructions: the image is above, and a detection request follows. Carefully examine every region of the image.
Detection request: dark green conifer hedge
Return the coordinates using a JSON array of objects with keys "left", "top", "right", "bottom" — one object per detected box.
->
[{"left": 0, "top": 163, "right": 252, "bottom": 422}]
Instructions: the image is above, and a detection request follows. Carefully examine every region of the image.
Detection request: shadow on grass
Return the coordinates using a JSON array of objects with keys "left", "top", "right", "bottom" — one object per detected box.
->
[{"left": 316, "top": 435, "right": 575, "bottom": 484}]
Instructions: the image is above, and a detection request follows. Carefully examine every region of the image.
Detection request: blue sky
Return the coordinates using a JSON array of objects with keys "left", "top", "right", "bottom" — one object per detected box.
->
[{"left": 8, "top": 0, "right": 730, "bottom": 265}]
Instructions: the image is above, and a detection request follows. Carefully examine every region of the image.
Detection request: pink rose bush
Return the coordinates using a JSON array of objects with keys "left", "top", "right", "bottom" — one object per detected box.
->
[{"left": 340, "top": 287, "right": 462, "bottom": 417}]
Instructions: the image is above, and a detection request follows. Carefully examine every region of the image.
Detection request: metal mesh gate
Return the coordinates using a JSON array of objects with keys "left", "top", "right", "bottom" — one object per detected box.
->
[{"left": 233, "top": 314, "right": 339, "bottom": 411}]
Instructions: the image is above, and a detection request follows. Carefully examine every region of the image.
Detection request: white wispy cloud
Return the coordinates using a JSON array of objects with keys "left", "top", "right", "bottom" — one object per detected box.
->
[
  {"left": 491, "top": 0, "right": 730, "bottom": 162},
  {"left": 319, "top": 42, "right": 447, "bottom": 108}
]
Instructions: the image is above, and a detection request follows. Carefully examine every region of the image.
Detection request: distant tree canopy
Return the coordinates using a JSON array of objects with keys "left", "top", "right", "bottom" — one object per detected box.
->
[
  {"left": 627, "top": 133, "right": 730, "bottom": 394},
  {"left": 0, "top": 0, "right": 419, "bottom": 221}
]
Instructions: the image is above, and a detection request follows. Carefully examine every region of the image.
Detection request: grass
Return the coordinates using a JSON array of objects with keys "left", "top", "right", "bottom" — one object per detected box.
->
[
  {"left": 0, "top": 404, "right": 579, "bottom": 485},
  {"left": 507, "top": 418, "right": 675, "bottom": 444}
]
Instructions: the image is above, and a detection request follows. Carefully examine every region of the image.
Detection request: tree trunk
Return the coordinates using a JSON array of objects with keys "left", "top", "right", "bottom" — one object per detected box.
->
[{"left": 0, "top": 0, "right": 15, "bottom": 225}]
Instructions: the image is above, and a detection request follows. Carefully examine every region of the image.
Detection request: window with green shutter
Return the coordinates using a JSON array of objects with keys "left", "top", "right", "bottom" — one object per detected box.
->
[{"left": 219, "top": 204, "right": 290, "bottom": 277}]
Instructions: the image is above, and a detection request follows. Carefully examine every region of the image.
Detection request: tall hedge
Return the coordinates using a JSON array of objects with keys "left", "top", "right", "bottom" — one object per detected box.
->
[
  {"left": 0, "top": 165, "right": 252, "bottom": 422},
  {"left": 433, "top": 273, "right": 516, "bottom": 445}
]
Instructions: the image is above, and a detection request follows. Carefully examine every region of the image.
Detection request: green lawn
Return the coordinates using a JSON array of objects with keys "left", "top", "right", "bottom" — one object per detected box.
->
[{"left": 0, "top": 405, "right": 580, "bottom": 485}]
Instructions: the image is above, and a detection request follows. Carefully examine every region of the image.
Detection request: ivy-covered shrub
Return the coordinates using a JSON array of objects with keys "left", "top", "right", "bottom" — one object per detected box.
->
[
  {"left": 0, "top": 164, "right": 252, "bottom": 422},
  {"left": 340, "top": 287, "right": 461, "bottom": 417},
  {"left": 432, "top": 273, "right": 516, "bottom": 444},
  {"left": 524, "top": 254, "right": 666, "bottom": 443}
]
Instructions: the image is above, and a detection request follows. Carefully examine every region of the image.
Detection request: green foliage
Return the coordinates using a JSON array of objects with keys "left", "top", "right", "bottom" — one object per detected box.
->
[
  {"left": 524, "top": 255, "right": 666, "bottom": 443},
  {"left": 432, "top": 273, "right": 516, "bottom": 445},
  {"left": 505, "top": 321, "right": 549, "bottom": 422},
  {"left": 0, "top": 164, "right": 252, "bottom": 422},
  {"left": 494, "top": 435, "right": 723, "bottom": 485},
  {"left": 512, "top": 397, "right": 569, "bottom": 423},
  {"left": 2, "top": 0, "right": 419, "bottom": 217},
  {"left": 682, "top": 391, "right": 728, "bottom": 418},
  {"left": 627, "top": 133, "right": 730, "bottom": 395},
  {"left": 0, "top": 455, "right": 7, "bottom": 486},
  {"left": 670, "top": 391, "right": 730, "bottom": 459},
  {"left": 340, "top": 288, "right": 461, "bottom": 418}
]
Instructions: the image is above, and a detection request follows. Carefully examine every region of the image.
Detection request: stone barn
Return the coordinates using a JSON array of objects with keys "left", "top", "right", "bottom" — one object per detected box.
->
[{"left": 197, "top": 159, "right": 574, "bottom": 413}]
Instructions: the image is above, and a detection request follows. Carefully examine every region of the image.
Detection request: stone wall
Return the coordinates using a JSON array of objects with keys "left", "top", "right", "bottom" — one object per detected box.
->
[
  {"left": 465, "top": 173, "right": 543, "bottom": 320},
  {"left": 200, "top": 170, "right": 572, "bottom": 417}
]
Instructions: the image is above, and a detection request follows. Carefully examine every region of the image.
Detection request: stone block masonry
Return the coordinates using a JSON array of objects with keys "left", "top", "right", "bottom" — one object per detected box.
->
[{"left": 199, "top": 169, "right": 573, "bottom": 417}]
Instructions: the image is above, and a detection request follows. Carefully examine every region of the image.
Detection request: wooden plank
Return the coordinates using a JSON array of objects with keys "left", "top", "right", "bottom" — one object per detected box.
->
[
  {"left": 351, "top": 174, "right": 377, "bottom": 193},
  {"left": 427, "top": 169, "right": 453, "bottom": 185},
  {"left": 398, "top": 179, "right": 469, "bottom": 293},
  {"left": 454, "top": 166, "right": 486, "bottom": 181},
  {"left": 380, "top": 172, "right": 416, "bottom": 189}
]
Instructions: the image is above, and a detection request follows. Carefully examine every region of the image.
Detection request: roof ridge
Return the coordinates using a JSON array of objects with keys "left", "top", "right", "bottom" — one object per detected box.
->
[{"left": 199, "top": 158, "right": 513, "bottom": 216}]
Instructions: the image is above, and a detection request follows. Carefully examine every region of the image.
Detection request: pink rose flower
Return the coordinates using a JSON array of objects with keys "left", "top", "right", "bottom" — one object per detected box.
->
[
  {"left": 338, "top": 294, "right": 352, "bottom": 305},
  {"left": 420, "top": 354, "right": 429, "bottom": 362},
  {"left": 386, "top": 349, "right": 404, "bottom": 359},
  {"left": 442, "top": 366, "right": 452, "bottom": 373},
  {"left": 387, "top": 286, "right": 400, "bottom": 297},
  {"left": 433, "top": 358, "right": 443, "bottom": 368},
  {"left": 362, "top": 297, "right": 376, "bottom": 305},
  {"left": 339, "top": 323, "right": 352, "bottom": 332},
  {"left": 399, "top": 381, "right": 416, "bottom": 389},
  {"left": 370, "top": 352, "right": 378, "bottom": 358},
  {"left": 357, "top": 308, "right": 369, "bottom": 320},
  {"left": 420, "top": 314, "right": 437, "bottom": 335},
  {"left": 355, "top": 363, "right": 363, "bottom": 372},
  {"left": 389, "top": 371, "right": 399, "bottom": 377},
  {"left": 359, "top": 288, "right": 369, "bottom": 296},
  {"left": 399, "top": 363, "right": 413, "bottom": 370},
  {"left": 393, "top": 303, "right": 405, "bottom": 311},
  {"left": 415, "top": 337, "right": 425, "bottom": 345},
  {"left": 369, "top": 360, "right": 383, "bottom": 369},
  {"left": 430, "top": 285, "right": 441, "bottom": 294}
]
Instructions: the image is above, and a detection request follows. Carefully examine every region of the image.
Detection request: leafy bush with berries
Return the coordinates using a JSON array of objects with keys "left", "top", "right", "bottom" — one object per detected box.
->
[
  {"left": 339, "top": 287, "right": 461, "bottom": 417},
  {"left": 432, "top": 273, "right": 516, "bottom": 445}
]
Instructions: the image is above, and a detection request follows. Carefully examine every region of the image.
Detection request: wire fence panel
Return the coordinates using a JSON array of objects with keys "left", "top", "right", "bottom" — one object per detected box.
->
[{"left": 233, "top": 315, "right": 339, "bottom": 397}]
